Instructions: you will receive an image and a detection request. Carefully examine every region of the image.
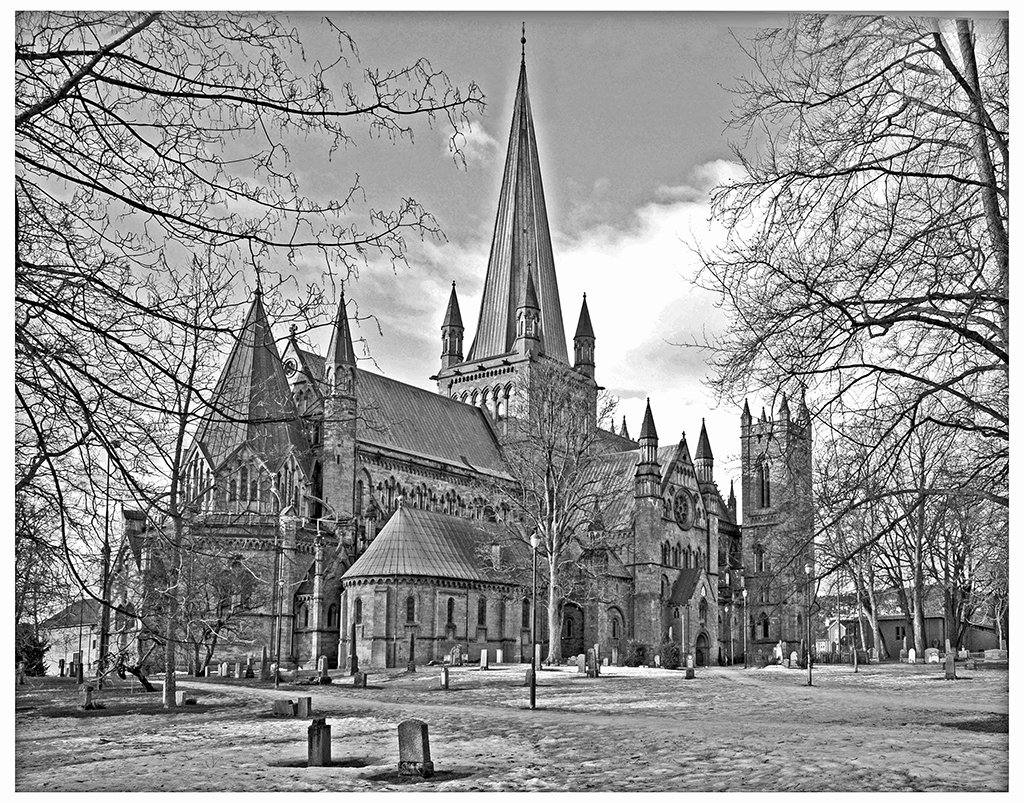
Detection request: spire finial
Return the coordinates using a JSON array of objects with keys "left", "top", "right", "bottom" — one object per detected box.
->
[
  {"left": 521, "top": 22, "right": 526, "bottom": 63},
  {"left": 254, "top": 269, "right": 263, "bottom": 297}
]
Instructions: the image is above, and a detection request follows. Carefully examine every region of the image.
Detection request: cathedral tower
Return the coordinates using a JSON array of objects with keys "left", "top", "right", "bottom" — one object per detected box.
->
[
  {"left": 322, "top": 290, "right": 358, "bottom": 520},
  {"left": 439, "top": 281, "right": 465, "bottom": 372},
  {"left": 573, "top": 294, "right": 595, "bottom": 378}
]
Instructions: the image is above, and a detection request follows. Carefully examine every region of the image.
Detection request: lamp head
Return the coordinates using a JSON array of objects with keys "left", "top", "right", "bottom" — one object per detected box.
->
[{"left": 530, "top": 532, "right": 540, "bottom": 550}]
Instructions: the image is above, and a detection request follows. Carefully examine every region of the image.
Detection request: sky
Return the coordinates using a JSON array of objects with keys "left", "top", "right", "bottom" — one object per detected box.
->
[{"left": 263, "top": 11, "right": 803, "bottom": 498}]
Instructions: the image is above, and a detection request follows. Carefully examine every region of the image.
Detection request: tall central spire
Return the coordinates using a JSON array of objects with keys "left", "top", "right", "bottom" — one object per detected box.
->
[{"left": 466, "top": 43, "right": 568, "bottom": 364}]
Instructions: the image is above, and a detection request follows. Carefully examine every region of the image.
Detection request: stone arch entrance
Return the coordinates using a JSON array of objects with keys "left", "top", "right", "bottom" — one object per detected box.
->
[
  {"left": 695, "top": 632, "right": 709, "bottom": 667},
  {"left": 561, "top": 603, "right": 584, "bottom": 658}
]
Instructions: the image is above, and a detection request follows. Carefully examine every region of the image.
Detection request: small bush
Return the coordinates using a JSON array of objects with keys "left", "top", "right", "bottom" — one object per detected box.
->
[
  {"left": 658, "top": 640, "right": 681, "bottom": 670},
  {"left": 624, "top": 640, "right": 649, "bottom": 667}
]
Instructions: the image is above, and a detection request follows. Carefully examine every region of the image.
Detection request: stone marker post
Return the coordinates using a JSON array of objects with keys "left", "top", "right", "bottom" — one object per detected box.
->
[
  {"left": 260, "top": 647, "right": 270, "bottom": 681},
  {"left": 577, "top": 654, "right": 585, "bottom": 673},
  {"left": 307, "top": 718, "right": 331, "bottom": 767},
  {"left": 318, "top": 655, "right": 329, "bottom": 682},
  {"left": 496, "top": 648, "right": 504, "bottom": 665},
  {"left": 81, "top": 685, "right": 97, "bottom": 710},
  {"left": 398, "top": 719, "right": 434, "bottom": 778},
  {"left": 944, "top": 652, "right": 957, "bottom": 681},
  {"left": 58, "top": 658, "right": 66, "bottom": 678},
  {"left": 408, "top": 633, "right": 417, "bottom": 673},
  {"left": 297, "top": 696, "right": 313, "bottom": 717},
  {"left": 479, "top": 649, "right": 489, "bottom": 671},
  {"left": 440, "top": 667, "right": 449, "bottom": 690},
  {"left": 354, "top": 671, "right": 367, "bottom": 688},
  {"left": 347, "top": 621, "right": 359, "bottom": 675},
  {"left": 908, "top": 648, "right": 917, "bottom": 664}
]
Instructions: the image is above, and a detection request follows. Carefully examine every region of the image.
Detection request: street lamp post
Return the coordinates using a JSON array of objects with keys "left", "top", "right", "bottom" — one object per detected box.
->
[
  {"left": 742, "top": 587, "right": 748, "bottom": 670},
  {"left": 805, "top": 563, "right": 813, "bottom": 687},
  {"left": 530, "top": 532, "right": 539, "bottom": 710}
]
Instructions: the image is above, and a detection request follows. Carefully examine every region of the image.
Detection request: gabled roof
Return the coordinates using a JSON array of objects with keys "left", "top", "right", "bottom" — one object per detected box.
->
[
  {"left": 467, "top": 57, "right": 567, "bottom": 364},
  {"left": 356, "top": 370, "right": 507, "bottom": 477},
  {"left": 192, "top": 293, "right": 310, "bottom": 473},
  {"left": 342, "top": 505, "right": 521, "bottom": 584},
  {"left": 40, "top": 599, "right": 102, "bottom": 630}
]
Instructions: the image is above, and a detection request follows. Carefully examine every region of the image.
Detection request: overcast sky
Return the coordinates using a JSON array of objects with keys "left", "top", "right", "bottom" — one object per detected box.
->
[{"left": 270, "top": 11, "right": 806, "bottom": 502}]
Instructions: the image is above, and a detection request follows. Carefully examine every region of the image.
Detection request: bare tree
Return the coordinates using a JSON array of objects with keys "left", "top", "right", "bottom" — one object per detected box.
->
[
  {"left": 486, "top": 360, "right": 630, "bottom": 664},
  {"left": 701, "top": 15, "right": 1008, "bottom": 508}
]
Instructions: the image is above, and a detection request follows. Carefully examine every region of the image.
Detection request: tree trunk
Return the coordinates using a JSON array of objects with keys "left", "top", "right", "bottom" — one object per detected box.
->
[
  {"left": 126, "top": 664, "right": 156, "bottom": 692},
  {"left": 545, "top": 558, "right": 562, "bottom": 664},
  {"left": 863, "top": 577, "right": 887, "bottom": 660}
]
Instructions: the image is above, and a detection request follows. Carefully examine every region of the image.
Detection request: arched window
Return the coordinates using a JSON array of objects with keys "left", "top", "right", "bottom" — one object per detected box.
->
[
  {"left": 612, "top": 618, "right": 619, "bottom": 639},
  {"left": 228, "top": 478, "right": 237, "bottom": 503},
  {"left": 477, "top": 597, "right": 487, "bottom": 626},
  {"left": 750, "top": 615, "right": 757, "bottom": 641},
  {"left": 300, "top": 604, "right": 309, "bottom": 629},
  {"left": 699, "top": 599, "right": 708, "bottom": 624},
  {"left": 355, "top": 480, "right": 364, "bottom": 516},
  {"left": 447, "top": 597, "right": 456, "bottom": 625},
  {"left": 759, "top": 612, "right": 770, "bottom": 640},
  {"left": 564, "top": 618, "right": 574, "bottom": 638},
  {"left": 240, "top": 465, "right": 249, "bottom": 502},
  {"left": 522, "top": 599, "right": 531, "bottom": 629},
  {"left": 661, "top": 542, "right": 669, "bottom": 565},
  {"left": 406, "top": 595, "right": 416, "bottom": 623},
  {"left": 354, "top": 597, "right": 362, "bottom": 625},
  {"left": 250, "top": 479, "right": 258, "bottom": 504},
  {"left": 327, "top": 604, "right": 339, "bottom": 628},
  {"left": 760, "top": 463, "right": 771, "bottom": 508},
  {"left": 797, "top": 612, "right": 803, "bottom": 630}
]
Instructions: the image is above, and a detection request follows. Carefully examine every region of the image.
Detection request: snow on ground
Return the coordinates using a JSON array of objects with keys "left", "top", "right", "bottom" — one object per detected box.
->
[{"left": 15, "top": 662, "right": 1008, "bottom": 792}]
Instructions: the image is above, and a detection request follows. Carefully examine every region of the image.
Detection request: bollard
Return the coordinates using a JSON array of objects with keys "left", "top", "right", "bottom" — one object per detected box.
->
[
  {"left": 479, "top": 649, "right": 489, "bottom": 671},
  {"left": 353, "top": 670, "right": 368, "bottom": 688},
  {"left": 398, "top": 719, "right": 434, "bottom": 778},
  {"left": 944, "top": 652, "right": 957, "bottom": 681},
  {"left": 347, "top": 621, "right": 359, "bottom": 675},
  {"left": 81, "top": 685, "right": 97, "bottom": 710},
  {"left": 307, "top": 718, "right": 331, "bottom": 767},
  {"left": 440, "top": 667, "right": 449, "bottom": 690},
  {"left": 496, "top": 648, "right": 504, "bottom": 665},
  {"left": 408, "top": 633, "right": 417, "bottom": 673}
]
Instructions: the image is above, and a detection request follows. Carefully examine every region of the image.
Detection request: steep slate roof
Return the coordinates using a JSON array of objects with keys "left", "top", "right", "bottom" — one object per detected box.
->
[
  {"left": 192, "top": 292, "right": 310, "bottom": 472},
  {"left": 639, "top": 399, "right": 658, "bottom": 441},
  {"left": 442, "top": 282, "right": 463, "bottom": 329},
  {"left": 342, "top": 505, "right": 522, "bottom": 584},
  {"left": 574, "top": 294, "right": 595, "bottom": 340},
  {"left": 467, "top": 56, "right": 568, "bottom": 363},
  {"left": 356, "top": 370, "right": 507, "bottom": 477},
  {"left": 695, "top": 419, "right": 713, "bottom": 461},
  {"left": 40, "top": 599, "right": 102, "bottom": 630},
  {"left": 326, "top": 290, "right": 357, "bottom": 368}
]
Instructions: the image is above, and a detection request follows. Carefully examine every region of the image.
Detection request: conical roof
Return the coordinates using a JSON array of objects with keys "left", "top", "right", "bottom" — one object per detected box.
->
[
  {"left": 442, "top": 282, "right": 463, "bottom": 329},
  {"left": 695, "top": 418, "right": 713, "bottom": 461},
  {"left": 193, "top": 292, "right": 309, "bottom": 472},
  {"left": 342, "top": 505, "right": 524, "bottom": 584},
  {"left": 326, "top": 289, "right": 356, "bottom": 368},
  {"left": 639, "top": 398, "right": 658, "bottom": 441},
  {"left": 574, "top": 294, "right": 595, "bottom": 340},
  {"left": 467, "top": 57, "right": 567, "bottom": 363},
  {"left": 521, "top": 268, "right": 540, "bottom": 311}
]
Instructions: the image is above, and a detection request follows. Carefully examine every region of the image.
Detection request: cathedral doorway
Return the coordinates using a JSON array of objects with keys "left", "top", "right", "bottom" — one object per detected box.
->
[
  {"left": 695, "top": 633, "right": 709, "bottom": 667},
  {"left": 561, "top": 603, "right": 584, "bottom": 658}
]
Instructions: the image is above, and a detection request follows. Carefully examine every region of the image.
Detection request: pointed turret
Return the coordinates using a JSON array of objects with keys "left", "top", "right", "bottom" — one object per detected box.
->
[
  {"left": 694, "top": 418, "right": 714, "bottom": 483},
  {"left": 467, "top": 49, "right": 567, "bottom": 363},
  {"left": 741, "top": 398, "right": 752, "bottom": 428},
  {"left": 778, "top": 392, "right": 790, "bottom": 421},
  {"left": 573, "top": 293, "right": 595, "bottom": 378},
  {"left": 621, "top": 415, "right": 630, "bottom": 441},
  {"left": 322, "top": 291, "right": 358, "bottom": 519},
  {"left": 797, "top": 385, "right": 810, "bottom": 424},
  {"left": 440, "top": 281, "right": 465, "bottom": 371},
  {"left": 727, "top": 479, "right": 737, "bottom": 518},
  {"left": 515, "top": 269, "right": 543, "bottom": 356},
  {"left": 635, "top": 398, "right": 661, "bottom": 499}
]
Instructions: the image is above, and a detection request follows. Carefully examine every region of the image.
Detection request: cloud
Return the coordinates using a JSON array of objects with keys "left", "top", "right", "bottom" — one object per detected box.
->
[{"left": 448, "top": 122, "right": 500, "bottom": 167}]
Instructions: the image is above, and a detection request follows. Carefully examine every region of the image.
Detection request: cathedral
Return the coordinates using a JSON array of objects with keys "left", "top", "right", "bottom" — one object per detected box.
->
[{"left": 115, "top": 44, "right": 813, "bottom": 674}]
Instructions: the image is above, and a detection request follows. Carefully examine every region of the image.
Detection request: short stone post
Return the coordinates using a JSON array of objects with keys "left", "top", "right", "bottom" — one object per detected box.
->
[
  {"left": 347, "top": 621, "right": 359, "bottom": 675},
  {"left": 307, "top": 718, "right": 331, "bottom": 767},
  {"left": 440, "top": 666, "right": 449, "bottom": 690},
  {"left": 944, "top": 652, "right": 957, "bottom": 681},
  {"left": 407, "top": 632, "right": 417, "bottom": 673},
  {"left": 496, "top": 648, "right": 504, "bottom": 665},
  {"left": 685, "top": 653, "right": 695, "bottom": 680},
  {"left": 479, "top": 649, "right": 489, "bottom": 671},
  {"left": 353, "top": 670, "right": 367, "bottom": 688},
  {"left": 58, "top": 658, "right": 66, "bottom": 678},
  {"left": 576, "top": 654, "right": 585, "bottom": 673},
  {"left": 296, "top": 696, "right": 313, "bottom": 717},
  {"left": 398, "top": 719, "right": 434, "bottom": 778},
  {"left": 317, "top": 655, "right": 331, "bottom": 683},
  {"left": 81, "top": 684, "right": 97, "bottom": 710}
]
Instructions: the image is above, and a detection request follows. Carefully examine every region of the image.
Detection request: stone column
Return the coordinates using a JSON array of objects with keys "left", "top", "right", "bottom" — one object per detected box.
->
[{"left": 309, "top": 535, "right": 325, "bottom": 662}]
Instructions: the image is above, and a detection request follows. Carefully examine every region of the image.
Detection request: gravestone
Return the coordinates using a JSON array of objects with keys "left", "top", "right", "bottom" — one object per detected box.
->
[
  {"left": 958, "top": 649, "right": 969, "bottom": 661},
  {"left": 496, "top": 648, "right": 504, "bottom": 665},
  {"left": 907, "top": 648, "right": 917, "bottom": 664},
  {"left": 790, "top": 651, "right": 799, "bottom": 667},
  {"left": 602, "top": 658, "right": 609, "bottom": 667},
  {"left": 398, "top": 719, "right": 434, "bottom": 778},
  {"left": 924, "top": 648, "right": 940, "bottom": 664},
  {"left": 586, "top": 648, "right": 600, "bottom": 678},
  {"left": 869, "top": 648, "right": 878, "bottom": 662},
  {"left": 984, "top": 649, "right": 1009, "bottom": 661},
  {"left": 80, "top": 685, "right": 98, "bottom": 710},
  {"left": 944, "top": 652, "right": 957, "bottom": 680},
  {"left": 76, "top": 661, "right": 84, "bottom": 684},
  {"left": 899, "top": 648, "right": 908, "bottom": 663},
  {"left": 654, "top": 654, "right": 661, "bottom": 668},
  {"left": 479, "top": 649, "right": 489, "bottom": 671},
  {"left": 220, "top": 662, "right": 229, "bottom": 678},
  {"left": 307, "top": 718, "right": 331, "bottom": 767},
  {"left": 593, "top": 643, "right": 601, "bottom": 663},
  {"left": 945, "top": 638, "right": 953, "bottom": 655},
  {"left": 260, "top": 647, "right": 270, "bottom": 681},
  {"left": 353, "top": 671, "right": 368, "bottom": 688},
  {"left": 58, "top": 659, "right": 66, "bottom": 678},
  {"left": 407, "top": 633, "right": 417, "bottom": 673},
  {"left": 234, "top": 661, "right": 243, "bottom": 679},
  {"left": 685, "top": 655, "right": 695, "bottom": 680},
  {"left": 272, "top": 699, "right": 297, "bottom": 716},
  {"left": 317, "top": 655, "right": 331, "bottom": 683},
  {"left": 176, "top": 691, "right": 197, "bottom": 706},
  {"left": 577, "top": 654, "right": 586, "bottom": 673},
  {"left": 439, "top": 667, "right": 449, "bottom": 690},
  {"left": 296, "top": 697, "right": 313, "bottom": 717},
  {"left": 450, "top": 644, "right": 463, "bottom": 667},
  {"left": 612, "top": 646, "right": 619, "bottom": 666},
  {"left": 245, "top": 657, "right": 255, "bottom": 679}
]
